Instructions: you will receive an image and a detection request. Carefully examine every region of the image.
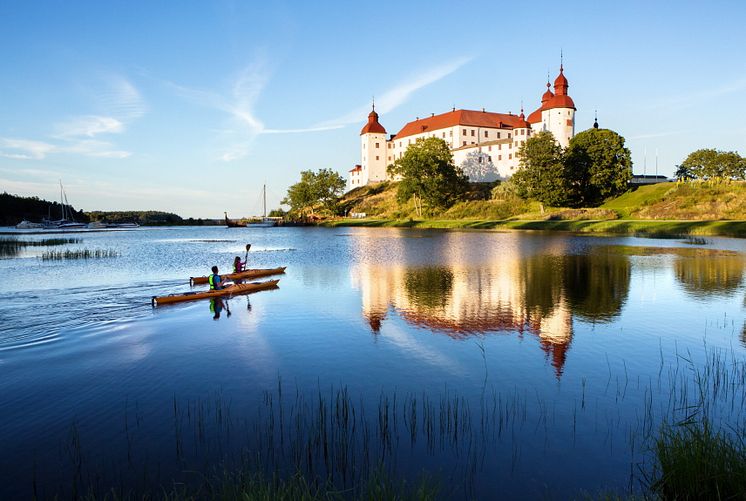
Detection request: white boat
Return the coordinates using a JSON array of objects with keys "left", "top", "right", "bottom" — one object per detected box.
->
[
  {"left": 16, "top": 220, "right": 43, "bottom": 229},
  {"left": 87, "top": 221, "right": 107, "bottom": 229},
  {"left": 43, "top": 181, "right": 86, "bottom": 229},
  {"left": 247, "top": 185, "right": 277, "bottom": 227}
]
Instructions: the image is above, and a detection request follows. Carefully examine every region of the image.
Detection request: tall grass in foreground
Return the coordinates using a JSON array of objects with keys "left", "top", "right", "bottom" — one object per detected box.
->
[
  {"left": 41, "top": 248, "right": 119, "bottom": 260},
  {"left": 651, "top": 419, "right": 746, "bottom": 500},
  {"left": 32, "top": 344, "right": 746, "bottom": 500}
]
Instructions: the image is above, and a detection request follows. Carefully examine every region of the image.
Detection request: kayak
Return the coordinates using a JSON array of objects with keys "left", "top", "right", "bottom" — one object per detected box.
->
[
  {"left": 190, "top": 267, "right": 286, "bottom": 286},
  {"left": 152, "top": 279, "right": 280, "bottom": 306}
]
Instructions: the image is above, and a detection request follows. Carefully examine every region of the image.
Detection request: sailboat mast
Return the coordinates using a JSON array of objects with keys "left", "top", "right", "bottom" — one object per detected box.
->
[
  {"left": 59, "top": 180, "right": 66, "bottom": 220},
  {"left": 263, "top": 184, "right": 267, "bottom": 218}
]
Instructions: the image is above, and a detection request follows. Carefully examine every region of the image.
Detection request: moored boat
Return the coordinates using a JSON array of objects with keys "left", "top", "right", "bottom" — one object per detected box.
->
[
  {"left": 190, "top": 266, "right": 286, "bottom": 285},
  {"left": 16, "top": 220, "right": 43, "bottom": 229},
  {"left": 152, "top": 279, "right": 279, "bottom": 306},
  {"left": 225, "top": 211, "right": 246, "bottom": 228}
]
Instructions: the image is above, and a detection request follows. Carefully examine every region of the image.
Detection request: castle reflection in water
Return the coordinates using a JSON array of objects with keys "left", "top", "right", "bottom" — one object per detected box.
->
[
  {"left": 349, "top": 232, "right": 632, "bottom": 378},
  {"left": 348, "top": 231, "right": 745, "bottom": 378}
]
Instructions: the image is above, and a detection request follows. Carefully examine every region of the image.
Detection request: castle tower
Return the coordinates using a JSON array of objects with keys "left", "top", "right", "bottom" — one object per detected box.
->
[
  {"left": 360, "top": 104, "right": 388, "bottom": 184},
  {"left": 541, "top": 63, "right": 576, "bottom": 148}
]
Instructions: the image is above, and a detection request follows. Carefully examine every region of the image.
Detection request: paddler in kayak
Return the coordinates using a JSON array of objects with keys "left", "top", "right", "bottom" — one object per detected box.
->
[
  {"left": 208, "top": 266, "right": 229, "bottom": 290},
  {"left": 233, "top": 256, "right": 246, "bottom": 273},
  {"left": 233, "top": 244, "right": 251, "bottom": 273}
]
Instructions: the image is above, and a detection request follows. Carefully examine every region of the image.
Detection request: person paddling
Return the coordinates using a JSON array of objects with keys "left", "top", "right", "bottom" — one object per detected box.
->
[
  {"left": 208, "top": 266, "right": 227, "bottom": 290},
  {"left": 233, "top": 244, "right": 251, "bottom": 273},
  {"left": 233, "top": 256, "right": 246, "bottom": 273}
]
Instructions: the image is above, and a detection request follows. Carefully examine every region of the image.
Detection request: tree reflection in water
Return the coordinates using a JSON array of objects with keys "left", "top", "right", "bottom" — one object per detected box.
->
[{"left": 673, "top": 252, "right": 744, "bottom": 298}]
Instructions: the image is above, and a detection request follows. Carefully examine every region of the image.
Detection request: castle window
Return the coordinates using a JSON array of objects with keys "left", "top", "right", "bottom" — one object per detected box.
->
[
  {"left": 509, "top": 154, "right": 512, "bottom": 159},
  {"left": 462, "top": 129, "right": 466, "bottom": 135},
  {"left": 471, "top": 130, "right": 475, "bottom": 137},
  {"left": 442, "top": 132, "right": 445, "bottom": 138},
  {"left": 471, "top": 141, "right": 475, "bottom": 145},
  {"left": 497, "top": 132, "right": 501, "bottom": 139},
  {"left": 521, "top": 129, "right": 525, "bottom": 135},
  {"left": 375, "top": 156, "right": 379, "bottom": 160},
  {"left": 463, "top": 141, "right": 466, "bottom": 146},
  {"left": 375, "top": 143, "right": 379, "bottom": 148},
  {"left": 449, "top": 130, "right": 453, "bottom": 137},
  {"left": 388, "top": 156, "right": 391, "bottom": 161},
  {"left": 498, "top": 144, "right": 502, "bottom": 150},
  {"left": 498, "top": 155, "right": 502, "bottom": 160},
  {"left": 399, "top": 142, "right": 402, "bottom": 147},
  {"left": 484, "top": 131, "right": 488, "bottom": 137},
  {"left": 509, "top": 143, "right": 512, "bottom": 149},
  {"left": 508, "top": 133, "right": 511, "bottom": 138},
  {"left": 488, "top": 146, "right": 492, "bottom": 151},
  {"left": 488, "top": 155, "right": 492, "bottom": 161}
]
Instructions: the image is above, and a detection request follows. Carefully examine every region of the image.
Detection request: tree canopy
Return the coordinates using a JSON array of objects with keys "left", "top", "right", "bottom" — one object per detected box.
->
[
  {"left": 282, "top": 168, "right": 346, "bottom": 216},
  {"left": 564, "top": 128, "right": 632, "bottom": 206},
  {"left": 512, "top": 128, "right": 632, "bottom": 207},
  {"left": 387, "top": 137, "right": 469, "bottom": 213},
  {"left": 678, "top": 149, "right": 746, "bottom": 180},
  {"left": 511, "top": 131, "right": 568, "bottom": 206}
]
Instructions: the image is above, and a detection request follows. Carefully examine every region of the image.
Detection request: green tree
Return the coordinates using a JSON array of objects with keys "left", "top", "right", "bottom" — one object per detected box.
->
[
  {"left": 674, "top": 164, "right": 695, "bottom": 181},
  {"left": 511, "top": 131, "right": 567, "bottom": 206},
  {"left": 387, "top": 137, "right": 468, "bottom": 214},
  {"left": 564, "top": 128, "right": 633, "bottom": 206},
  {"left": 680, "top": 149, "right": 746, "bottom": 180},
  {"left": 282, "top": 168, "right": 346, "bottom": 217}
]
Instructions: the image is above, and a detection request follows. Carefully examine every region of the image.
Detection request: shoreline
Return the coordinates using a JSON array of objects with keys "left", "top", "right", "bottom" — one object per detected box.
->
[{"left": 323, "top": 218, "right": 746, "bottom": 238}]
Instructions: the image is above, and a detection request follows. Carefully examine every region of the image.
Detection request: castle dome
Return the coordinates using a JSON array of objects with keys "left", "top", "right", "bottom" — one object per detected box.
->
[
  {"left": 360, "top": 107, "right": 387, "bottom": 135},
  {"left": 541, "top": 82, "right": 554, "bottom": 104},
  {"left": 554, "top": 66, "right": 569, "bottom": 95}
]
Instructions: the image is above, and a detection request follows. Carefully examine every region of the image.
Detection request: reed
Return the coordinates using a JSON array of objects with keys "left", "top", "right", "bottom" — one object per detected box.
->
[
  {"left": 41, "top": 248, "right": 119, "bottom": 260},
  {"left": 31, "top": 343, "right": 746, "bottom": 500},
  {"left": 0, "top": 237, "right": 82, "bottom": 257}
]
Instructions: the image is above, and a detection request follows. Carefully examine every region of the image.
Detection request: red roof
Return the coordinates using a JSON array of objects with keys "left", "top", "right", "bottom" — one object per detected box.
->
[
  {"left": 545, "top": 94, "right": 576, "bottom": 110},
  {"left": 349, "top": 164, "right": 362, "bottom": 172},
  {"left": 554, "top": 66, "right": 569, "bottom": 95},
  {"left": 527, "top": 108, "right": 542, "bottom": 124},
  {"left": 360, "top": 110, "right": 386, "bottom": 135},
  {"left": 393, "top": 109, "right": 525, "bottom": 140}
]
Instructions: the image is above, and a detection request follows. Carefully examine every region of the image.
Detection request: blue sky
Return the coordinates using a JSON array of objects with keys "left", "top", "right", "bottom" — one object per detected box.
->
[{"left": 1, "top": 0, "right": 744, "bottom": 218}]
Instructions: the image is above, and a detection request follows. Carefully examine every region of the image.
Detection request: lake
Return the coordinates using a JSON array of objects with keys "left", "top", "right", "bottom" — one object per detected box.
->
[{"left": 1, "top": 226, "right": 745, "bottom": 499}]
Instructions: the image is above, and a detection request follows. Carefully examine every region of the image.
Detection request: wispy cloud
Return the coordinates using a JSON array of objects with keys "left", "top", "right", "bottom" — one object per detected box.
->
[
  {"left": 649, "top": 76, "right": 746, "bottom": 110},
  {"left": 54, "top": 115, "right": 125, "bottom": 138},
  {"left": 167, "top": 55, "right": 471, "bottom": 161},
  {"left": 0, "top": 137, "right": 131, "bottom": 160},
  {"left": 316, "top": 56, "right": 473, "bottom": 128},
  {"left": 1, "top": 75, "right": 145, "bottom": 160},
  {"left": 0, "top": 138, "right": 56, "bottom": 160}
]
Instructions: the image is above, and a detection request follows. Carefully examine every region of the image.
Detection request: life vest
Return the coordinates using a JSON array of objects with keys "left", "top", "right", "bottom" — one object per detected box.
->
[
  {"left": 208, "top": 274, "right": 217, "bottom": 290},
  {"left": 233, "top": 263, "right": 239, "bottom": 273}
]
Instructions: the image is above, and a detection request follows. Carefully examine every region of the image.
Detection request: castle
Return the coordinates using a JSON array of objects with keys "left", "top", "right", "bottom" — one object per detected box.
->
[{"left": 349, "top": 64, "right": 576, "bottom": 187}]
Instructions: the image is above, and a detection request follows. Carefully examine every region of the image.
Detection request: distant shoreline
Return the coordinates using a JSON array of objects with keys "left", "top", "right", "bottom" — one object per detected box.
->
[{"left": 323, "top": 218, "right": 746, "bottom": 238}]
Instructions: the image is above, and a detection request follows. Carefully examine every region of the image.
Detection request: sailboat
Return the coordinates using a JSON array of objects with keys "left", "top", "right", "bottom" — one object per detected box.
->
[
  {"left": 43, "top": 181, "right": 86, "bottom": 229},
  {"left": 247, "top": 185, "right": 277, "bottom": 227}
]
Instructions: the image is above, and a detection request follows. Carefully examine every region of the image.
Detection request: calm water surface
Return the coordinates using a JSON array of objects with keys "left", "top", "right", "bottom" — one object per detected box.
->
[{"left": 1, "top": 226, "right": 745, "bottom": 499}]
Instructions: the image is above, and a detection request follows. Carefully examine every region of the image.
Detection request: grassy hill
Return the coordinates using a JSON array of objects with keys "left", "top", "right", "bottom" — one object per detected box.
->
[
  {"left": 333, "top": 180, "right": 746, "bottom": 237},
  {"left": 601, "top": 181, "right": 746, "bottom": 220}
]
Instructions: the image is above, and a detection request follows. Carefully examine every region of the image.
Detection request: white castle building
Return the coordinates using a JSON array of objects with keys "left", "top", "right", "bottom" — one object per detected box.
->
[{"left": 349, "top": 64, "right": 576, "bottom": 188}]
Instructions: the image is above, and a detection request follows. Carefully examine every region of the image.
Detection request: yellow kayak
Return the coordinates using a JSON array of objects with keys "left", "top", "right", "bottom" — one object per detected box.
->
[
  {"left": 152, "top": 279, "right": 280, "bottom": 306},
  {"left": 190, "top": 267, "right": 286, "bottom": 286}
]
